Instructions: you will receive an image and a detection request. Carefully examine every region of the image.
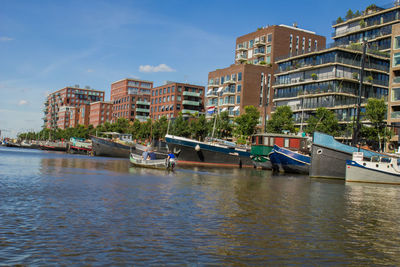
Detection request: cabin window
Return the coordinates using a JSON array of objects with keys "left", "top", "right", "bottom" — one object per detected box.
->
[
  {"left": 270, "top": 138, "right": 274, "bottom": 145},
  {"left": 252, "top": 136, "right": 256, "bottom": 145},
  {"left": 258, "top": 136, "right": 263, "bottom": 145},
  {"left": 284, "top": 138, "right": 290, "bottom": 148},
  {"left": 263, "top": 137, "right": 269, "bottom": 146}
]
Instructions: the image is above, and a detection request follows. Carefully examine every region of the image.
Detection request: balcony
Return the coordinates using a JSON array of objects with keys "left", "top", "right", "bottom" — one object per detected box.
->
[
  {"left": 182, "top": 100, "right": 200, "bottom": 106},
  {"left": 136, "top": 115, "right": 149, "bottom": 122},
  {"left": 136, "top": 101, "right": 150, "bottom": 105},
  {"left": 223, "top": 79, "right": 236, "bottom": 85},
  {"left": 222, "top": 89, "right": 236, "bottom": 95},
  {"left": 136, "top": 108, "right": 150, "bottom": 113},
  {"left": 183, "top": 91, "right": 200, "bottom": 97},
  {"left": 255, "top": 39, "right": 266, "bottom": 47},
  {"left": 236, "top": 54, "right": 247, "bottom": 62},
  {"left": 237, "top": 45, "right": 248, "bottom": 51},
  {"left": 182, "top": 109, "right": 199, "bottom": 114},
  {"left": 253, "top": 48, "right": 265, "bottom": 57},
  {"left": 393, "top": 76, "right": 400, "bottom": 84},
  {"left": 391, "top": 111, "right": 400, "bottom": 119},
  {"left": 222, "top": 102, "right": 235, "bottom": 106},
  {"left": 207, "top": 92, "right": 218, "bottom": 98}
]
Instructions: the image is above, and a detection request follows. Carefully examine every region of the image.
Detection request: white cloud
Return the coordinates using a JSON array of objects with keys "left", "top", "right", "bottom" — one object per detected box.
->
[
  {"left": 18, "top": 100, "right": 28, "bottom": 106},
  {"left": 139, "top": 63, "right": 176, "bottom": 73},
  {"left": 87, "top": 69, "right": 94, "bottom": 73},
  {"left": 0, "top": 36, "right": 13, "bottom": 42}
]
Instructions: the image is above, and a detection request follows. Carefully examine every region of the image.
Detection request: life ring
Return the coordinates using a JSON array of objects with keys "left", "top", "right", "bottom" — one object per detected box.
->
[{"left": 388, "top": 143, "right": 395, "bottom": 150}]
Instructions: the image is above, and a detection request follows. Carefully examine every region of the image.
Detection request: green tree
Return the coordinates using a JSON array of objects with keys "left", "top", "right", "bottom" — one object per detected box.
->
[
  {"left": 361, "top": 98, "right": 391, "bottom": 149},
  {"left": 171, "top": 113, "right": 191, "bottom": 137},
  {"left": 214, "top": 111, "right": 233, "bottom": 139},
  {"left": 234, "top": 105, "right": 260, "bottom": 138},
  {"left": 345, "top": 9, "right": 354, "bottom": 20},
  {"left": 189, "top": 115, "right": 211, "bottom": 141},
  {"left": 266, "top": 106, "right": 295, "bottom": 133},
  {"left": 153, "top": 116, "right": 169, "bottom": 140},
  {"left": 305, "top": 107, "right": 340, "bottom": 136},
  {"left": 112, "top": 117, "right": 130, "bottom": 133}
]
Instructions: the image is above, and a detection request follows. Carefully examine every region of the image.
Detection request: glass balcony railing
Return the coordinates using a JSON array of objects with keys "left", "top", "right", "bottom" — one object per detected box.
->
[
  {"left": 136, "top": 115, "right": 149, "bottom": 121},
  {"left": 136, "top": 108, "right": 150, "bottom": 113},
  {"left": 182, "top": 91, "right": 200, "bottom": 97},
  {"left": 182, "top": 109, "right": 199, "bottom": 114},
  {"left": 391, "top": 111, "right": 400, "bottom": 119},
  {"left": 136, "top": 101, "right": 150, "bottom": 105},
  {"left": 182, "top": 100, "right": 200, "bottom": 106},
  {"left": 393, "top": 76, "right": 400, "bottom": 84}
]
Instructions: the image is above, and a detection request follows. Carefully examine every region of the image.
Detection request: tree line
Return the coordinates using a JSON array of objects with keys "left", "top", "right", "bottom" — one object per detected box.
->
[{"left": 18, "top": 106, "right": 260, "bottom": 144}]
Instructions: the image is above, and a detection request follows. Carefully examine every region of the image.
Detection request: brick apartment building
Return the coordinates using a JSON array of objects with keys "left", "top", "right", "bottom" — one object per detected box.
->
[
  {"left": 110, "top": 78, "right": 153, "bottom": 122},
  {"left": 88, "top": 101, "right": 113, "bottom": 128},
  {"left": 206, "top": 24, "right": 326, "bottom": 127},
  {"left": 150, "top": 81, "right": 205, "bottom": 119},
  {"left": 44, "top": 86, "right": 105, "bottom": 129}
]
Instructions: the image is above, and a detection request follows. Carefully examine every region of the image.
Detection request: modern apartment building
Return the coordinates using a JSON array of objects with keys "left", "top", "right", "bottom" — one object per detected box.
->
[
  {"left": 110, "top": 78, "right": 153, "bottom": 122},
  {"left": 89, "top": 101, "right": 113, "bottom": 128},
  {"left": 332, "top": 3, "right": 400, "bottom": 53},
  {"left": 150, "top": 81, "right": 205, "bottom": 119},
  {"left": 206, "top": 24, "right": 326, "bottom": 126},
  {"left": 44, "top": 86, "right": 105, "bottom": 129},
  {"left": 273, "top": 46, "right": 389, "bottom": 130}
]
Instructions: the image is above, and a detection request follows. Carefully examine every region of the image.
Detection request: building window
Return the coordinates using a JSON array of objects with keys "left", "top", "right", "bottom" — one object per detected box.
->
[
  {"left": 236, "top": 95, "right": 241, "bottom": 104},
  {"left": 163, "top": 96, "right": 166, "bottom": 102},
  {"left": 178, "top": 86, "right": 182, "bottom": 92},
  {"left": 266, "top": 55, "right": 271, "bottom": 64},
  {"left": 392, "top": 88, "right": 400, "bottom": 101},
  {"left": 167, "top": 87, "right": 170, "bottom": 93},
  {"left": 177, "top": 96, "right": 181, "bottom": 101},
  {"left": 267, "top": 34, "right": 272, "bottom": 43},
  {"left": 172, "top": 95, "right": 175, "bottom": 101},
  {"left": 155, "top": 99, "right": 157, "bottom": 104},
  {"left": 237, "top": 85, "right": 242, "bottom": 92},
  {"left": 395, "top": 36, "right": 400, "bottom": 50},
  {"left": 238, "top": 72, "right": 242, "bottom": 81},
  {"left": 177, "top": 104, "right": 180, "bottom": 110},
  {"left": 314, "top": 40, "right": 318, "bottom": 51},
  {"left": 394, "top": 52, "right": 400, "bottom": 67},
  {"left": 167, "top": 96, "right": 170, "bottom": 101},
  {"left": 266, "top": 45, "right": 271, "bottom": 54},
  {"left": 172, "top": 86, "right": 175, "bottom": 92},
  {"left": 163, "top": 88, "right": 166, "bottom": 94},
  {"left": 249, "top": 40, "right": 254, "bottom": 48},
  {"left": 159, "top": 89, "right": 162, "bottom": 95}
]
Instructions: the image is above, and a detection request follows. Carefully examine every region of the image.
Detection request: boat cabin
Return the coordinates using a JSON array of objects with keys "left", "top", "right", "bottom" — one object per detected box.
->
[{"left": 251, "top": 133, "right": 308, "bottom": 156}]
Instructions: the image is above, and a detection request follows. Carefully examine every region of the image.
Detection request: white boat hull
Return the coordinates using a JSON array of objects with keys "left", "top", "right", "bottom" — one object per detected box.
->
[{"left": 346, "top": 160, "right": 400, "bottom": 185}]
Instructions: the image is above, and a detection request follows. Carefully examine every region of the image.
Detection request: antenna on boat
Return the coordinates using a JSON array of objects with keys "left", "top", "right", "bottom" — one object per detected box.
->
[
  {"left": 352, "top": 40, "right": 367, "bottom": 147},
  {"left": 211, "top": 113, "right": 217, "bottom": 140}
]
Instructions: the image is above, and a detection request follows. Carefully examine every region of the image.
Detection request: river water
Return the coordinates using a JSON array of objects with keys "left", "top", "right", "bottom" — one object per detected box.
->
[{"left": 1, "top": 146, "right": 400, "bottom": 265}]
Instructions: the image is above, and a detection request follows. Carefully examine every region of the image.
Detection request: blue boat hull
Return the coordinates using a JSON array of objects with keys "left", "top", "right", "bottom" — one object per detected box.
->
[{"left": 269, "top": 145, "right": 310, "bottom": 174}]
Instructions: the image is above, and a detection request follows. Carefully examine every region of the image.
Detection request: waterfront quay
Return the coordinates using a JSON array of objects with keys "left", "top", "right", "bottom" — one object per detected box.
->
[{"left": 1, "top": 146, "right": 400, "bottom": 265}]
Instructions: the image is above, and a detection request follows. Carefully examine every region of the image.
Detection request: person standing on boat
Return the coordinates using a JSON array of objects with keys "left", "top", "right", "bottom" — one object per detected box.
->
[
  {"left": 166, "top": 151, "right": 176, "bottom": 168},
  {"left": 142, "top": 148, "right": 149, "bottom": 160}
]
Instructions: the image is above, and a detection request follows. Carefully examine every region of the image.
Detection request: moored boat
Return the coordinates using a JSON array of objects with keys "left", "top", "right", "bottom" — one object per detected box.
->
[
  {"left": 250, "top": 133, "right": 309, "bottom": 171},
  {"left": 269, "top": 145, "right": 310, "bottom": 174},
  {"left": 92, "top": 133, "right": 168, "bottom": 159},
  {"left": 130, "top": 153, "right": 176, "bottom": 170},
  {"left": 310, "top": 132, "right": 384, "bottom": 179},
  {"left": 68, "top": 137, "right": 92, "bottom": 155},
  {"left": 39, "top": 141, "right": 67, "bottom": 152},
  {"left": 346, "top": 152, "right": 400, "bottom": 184},
  {"left": 165, "top": 134, "right": 253, "bottom": 168}
]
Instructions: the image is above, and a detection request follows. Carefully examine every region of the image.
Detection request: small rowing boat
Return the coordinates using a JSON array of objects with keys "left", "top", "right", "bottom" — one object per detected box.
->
[{"left": 129, "top": 153, "right": 176, "bottom": 170}]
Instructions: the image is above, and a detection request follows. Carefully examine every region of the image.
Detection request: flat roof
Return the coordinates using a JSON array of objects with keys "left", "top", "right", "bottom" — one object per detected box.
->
[{"left": 111, "top": 78, "right": 153, "bottom": 85}]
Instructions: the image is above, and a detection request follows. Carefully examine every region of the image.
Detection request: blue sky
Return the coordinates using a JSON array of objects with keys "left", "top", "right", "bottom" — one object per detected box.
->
[{"left": 0, "top": 0, "right": 389, "bottom": 137}]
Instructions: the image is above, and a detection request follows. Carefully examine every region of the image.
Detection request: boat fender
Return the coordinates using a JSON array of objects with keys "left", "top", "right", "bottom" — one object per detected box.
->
[
  {"left": 389, "top": 143, "right": 395, "bottom": 150},
  {"left": 195, "top": 144, "right": 201, "bottom": 151}
]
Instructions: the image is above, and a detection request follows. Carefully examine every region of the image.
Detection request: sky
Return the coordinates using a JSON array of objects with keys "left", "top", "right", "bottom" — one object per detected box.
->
[{"left": 0, "top": 0, "right": 391, "bottom": 137}]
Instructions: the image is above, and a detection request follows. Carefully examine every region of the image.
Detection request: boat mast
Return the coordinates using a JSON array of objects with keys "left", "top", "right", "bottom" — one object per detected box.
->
[
  {"left": 211, "top": 113, "right": 217, "bottom": 139},
  {"left": 352, "top": 40, "right": 367, "bottom": 147}
]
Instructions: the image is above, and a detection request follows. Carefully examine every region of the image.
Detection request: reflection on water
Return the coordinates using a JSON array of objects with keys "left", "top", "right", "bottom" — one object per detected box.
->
[{"left": 1, "top": 146, "right": 400, "bottom": 265}]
